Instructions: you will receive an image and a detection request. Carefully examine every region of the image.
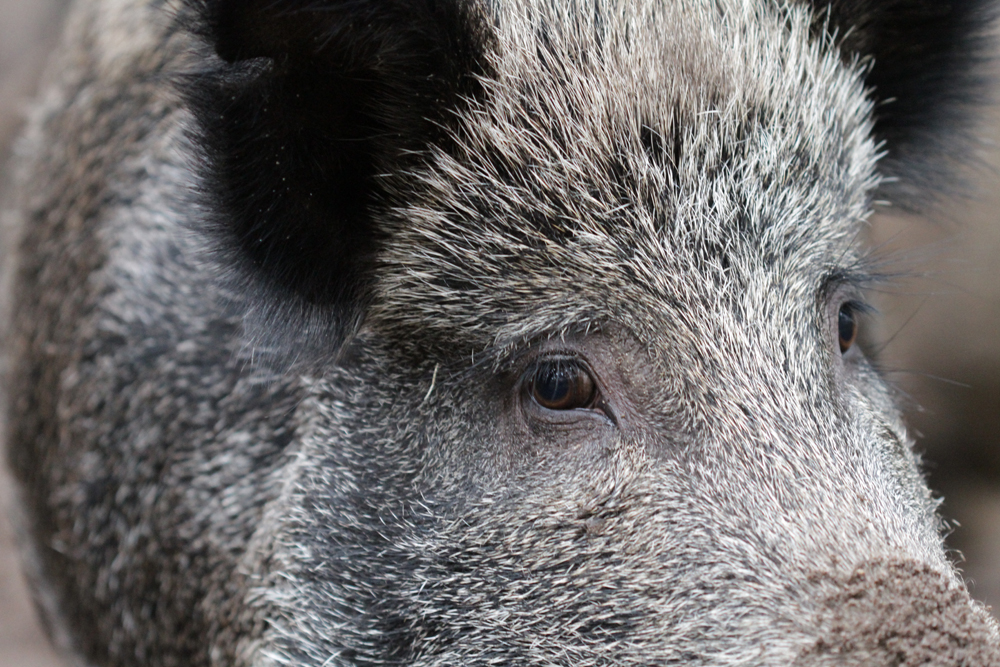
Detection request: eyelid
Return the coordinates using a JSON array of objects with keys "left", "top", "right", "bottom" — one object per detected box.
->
[
  {"left": 820, "top": 273, "right": 875, "bottom": 316},
  {"left": 820, "top": 268, "right": 877, "bottom": 296},
  {"left": 522, "top": 354, "right": 592, "bottom": 395},
  {"left": 838, "top": 298, "right": 876, "bottom": 318},
  {"left": 521, "top": 351, "right": 588, "bottom": 379}
]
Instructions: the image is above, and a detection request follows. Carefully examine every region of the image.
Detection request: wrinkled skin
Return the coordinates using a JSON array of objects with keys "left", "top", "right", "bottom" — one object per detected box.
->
[{"left": 4, "top": 0, "right": 1000, "bottom": 665}]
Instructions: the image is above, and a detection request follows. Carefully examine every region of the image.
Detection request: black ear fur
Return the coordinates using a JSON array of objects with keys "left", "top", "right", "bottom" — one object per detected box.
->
[
  {"left": 181, "top": 0, "right": 490, "bottom": 355},
  {"left": 808, "top": 0, "right": 996, "bottom": 205}
]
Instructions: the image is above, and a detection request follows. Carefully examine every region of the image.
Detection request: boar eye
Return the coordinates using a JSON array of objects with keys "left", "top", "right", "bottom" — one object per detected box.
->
[
  {"left": 838, "top": 303, "right": 859, "bottom": 354},
  {"left": 529, "top": 359, "right": 598, "bottom": 411}
]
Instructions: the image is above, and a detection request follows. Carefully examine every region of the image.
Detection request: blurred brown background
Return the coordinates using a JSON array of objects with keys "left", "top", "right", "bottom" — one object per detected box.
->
[
  {"left": 1, "top": 2, "right": 70, "bottom": 665},
  {"left": 1, "top": 3, "right": 999, "bottom": 666},
  {"left": 870, "top": 162, "right": 1000, "bottom": 610}
]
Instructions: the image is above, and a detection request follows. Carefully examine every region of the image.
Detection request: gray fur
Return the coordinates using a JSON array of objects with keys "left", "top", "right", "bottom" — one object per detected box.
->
[{"left": 3, "top": 0, "right": 1000, "bottom": 665}]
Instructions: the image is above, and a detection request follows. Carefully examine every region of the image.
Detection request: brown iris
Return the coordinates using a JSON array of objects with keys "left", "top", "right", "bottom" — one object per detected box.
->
[
  {"left": 529, "top": 359, "right": 598, "bottom": 410},
  {"left": 838, "top": 303, "right": 858, "bottom": 354}
]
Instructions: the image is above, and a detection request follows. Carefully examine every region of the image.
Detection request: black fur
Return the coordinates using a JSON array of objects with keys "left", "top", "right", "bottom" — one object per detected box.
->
[
  {"left": 183, "top": 0, "right": 492, "bottom": 352},
  {"left": 809, "top": 0, "right": 996, "bottom": 202}
]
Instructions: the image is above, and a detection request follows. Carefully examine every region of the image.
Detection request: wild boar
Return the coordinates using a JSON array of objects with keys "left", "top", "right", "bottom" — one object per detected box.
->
[{"left": 4, "top": 0, "right": 1000, "bottom": 665}]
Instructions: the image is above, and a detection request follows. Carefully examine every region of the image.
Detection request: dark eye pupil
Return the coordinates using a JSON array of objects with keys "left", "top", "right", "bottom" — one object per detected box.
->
[
  {"left": 537, "top": 370, "right": 571, "bottom": 404},
  {"left": 838, "top": 304, "right": 858, "bottom": 354},
  {"left": 531, "top": 361, "right": 596, "bottom": 410}
]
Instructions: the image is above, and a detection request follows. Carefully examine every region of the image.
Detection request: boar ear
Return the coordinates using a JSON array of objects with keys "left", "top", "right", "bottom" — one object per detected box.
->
[
  {"left": 181, "top": 0, "right": 489, "bottom": 355},
  {"left": 810, "top": 0, "right": 996, "bottom": 205}
]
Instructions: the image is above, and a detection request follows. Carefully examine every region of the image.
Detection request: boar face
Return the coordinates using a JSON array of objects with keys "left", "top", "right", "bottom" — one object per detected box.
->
[{"left": 5, "top": 0, "right": 999, "bottom": 665}]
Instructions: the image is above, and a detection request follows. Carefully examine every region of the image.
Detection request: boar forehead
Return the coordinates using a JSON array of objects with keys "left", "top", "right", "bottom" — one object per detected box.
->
[{"left": 372, "top": 0, "right": 877, "bottom": 349}]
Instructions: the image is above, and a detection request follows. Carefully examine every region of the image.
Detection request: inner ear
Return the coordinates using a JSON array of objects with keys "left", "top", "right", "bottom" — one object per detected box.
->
[{"left": 181, "top": 0, "right": 491, "bottom": 351}]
